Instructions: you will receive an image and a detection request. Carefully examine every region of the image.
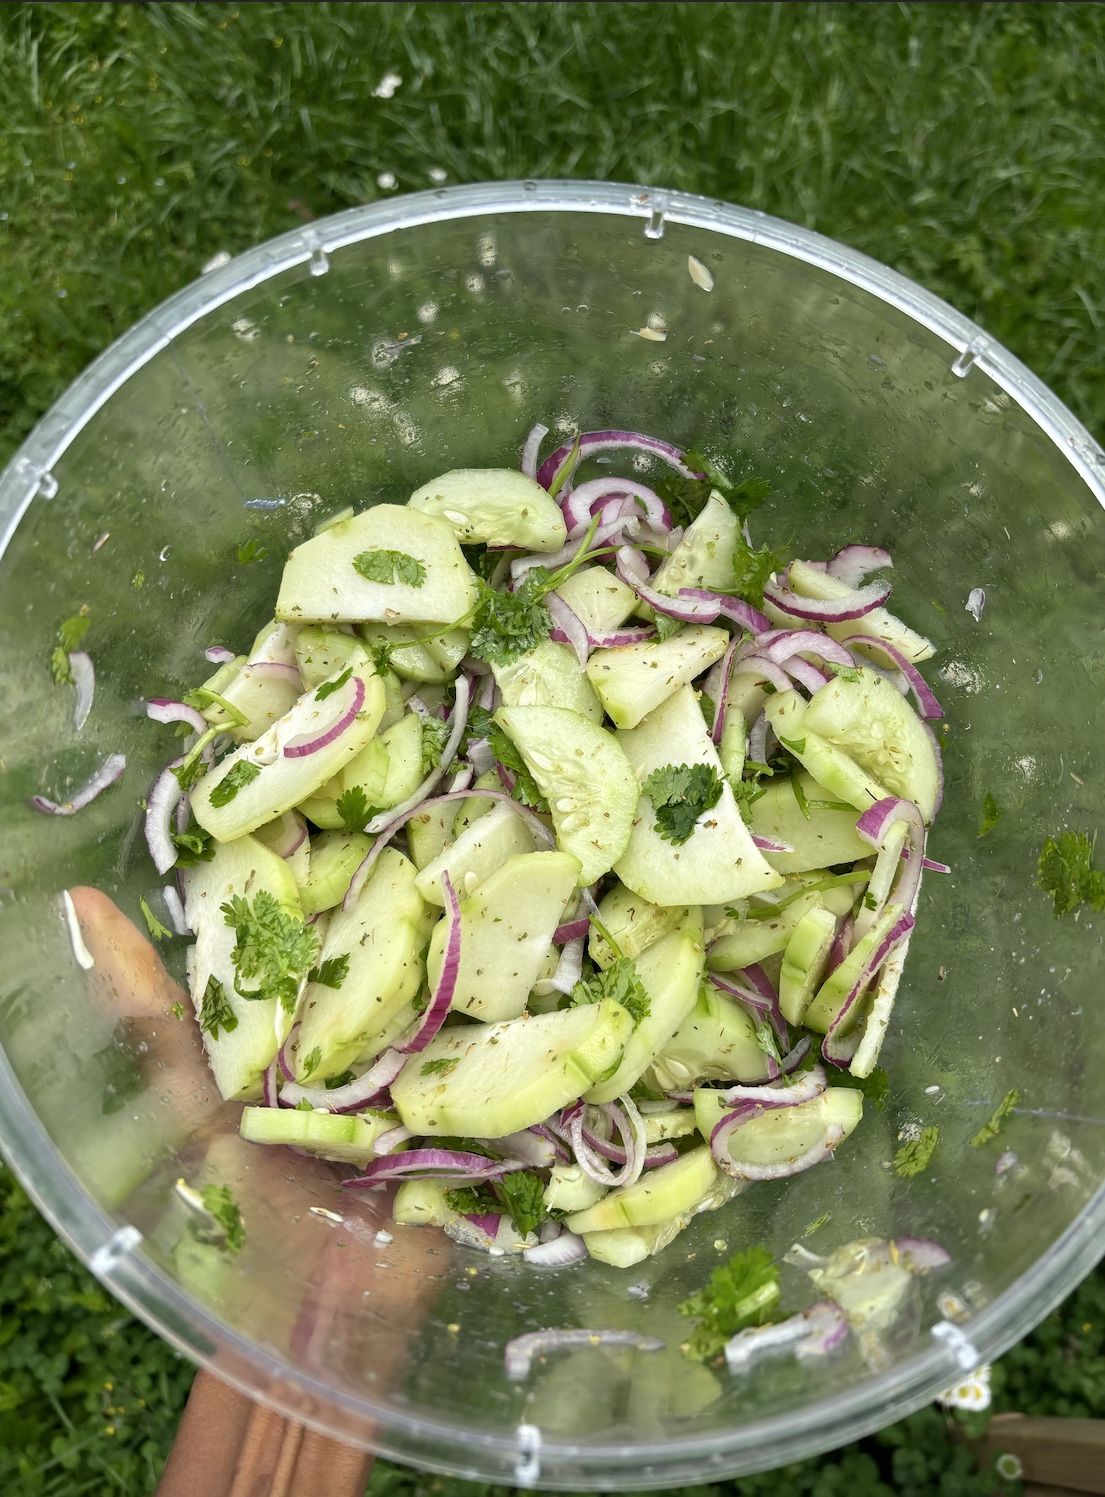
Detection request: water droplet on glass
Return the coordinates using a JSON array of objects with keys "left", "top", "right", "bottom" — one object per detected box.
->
[
  {"left": 429, "top": 167, "right": 447, "bottom": 184},
  {"left": 117, "top": 175, "right": 127, "bottom": 185},
  {"left": 377, "top": 171, "right": 396, "bottom": 190}
]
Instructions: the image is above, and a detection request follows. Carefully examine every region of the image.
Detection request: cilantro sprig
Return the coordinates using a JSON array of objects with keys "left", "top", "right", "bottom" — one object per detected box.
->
[
  {"left": 50, "top": 612, "right": 90, "bottom": 685},
  {"left": 893, "top": 1125, "right": 939, "bottom": 1178},
  {"left": 467, "top": 706, "right": 548, "bottom": 810},
  {"left": 446, "top": 1168, "right": 549, "bottom": 1238},
  {"left": 678, "top": 1245, "right": 781, "bottom": 1362},
  {"left": 977, "top": 791, "right": 1002, "bottom": 838},
  {"left": 571, "top": 923, "right": 651, "bottom": 1024},
  {"left": 335, "top": 786, "right": 374, "bottom": 834},
  {"left": 420, "top": 714, "right": 452, "bottom": 774},
  {"left": 655, "top": 452, "right": 783, "bottom": 608},
  {"left": 642, "top": 762, "right": 724, "bottom": 845},
  {"left": 139, "top": 897, "right": 172, "bottom": 942},
  {"left": 199, "top": 975, "right": 237, "bottom": 1038},
  {"left": 201, "top": 1184, "right": 246, "bottom": 1252},
  {"left": 220, "top": 890, "right": 320, "bottom": 1012},
  {"left": 970, "top": 1089, "right": 1020, "bottom": 1147},
  {"left": 353, "top": 548, "right": 426, "bottom": 587},
  {"left": 308, "top": 954, "right": 349, "bottom": 989},
  {"left": 1036, "top": 830, "right": 1105, "bottom": 918},
  {"left": 208, "top": 759, "right": 260, "bottom": 808}
]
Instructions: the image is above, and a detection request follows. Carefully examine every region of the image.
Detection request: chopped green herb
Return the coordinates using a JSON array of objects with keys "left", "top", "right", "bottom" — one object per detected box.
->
[
  {"left": 461, "top": 543, "right": 505, "bottom": 582},
  {"left": 364, "top": 636, "right": 395, "bottom": 674},
  {"left": 678, "top": 1244, "right": 781, "bottom": 1362},
  {"left": 444, "top": 1181, "right": 500, "bottom": 1217},
  {"left": 171, "top": 727, "right": 221, "bottom": 791},
  {"left": 201, "top": 1183, "right": 245, "bottom": 1252},
  {"left": 315, "top": 666, "right": 353, "bottom": 701},
  {"left": 804, "top": 1212, "right": 831, "bottom": 1237},
  {"left": 469, "top": 707, "right": 548, "bottom": 810},
  {"left": 182, "top": 685, "right": 249, "bottom": 727},
  {"left": 295, "top": 1098, "right": 315, "bottom": 1111},
  {"left": 729, "top": 776, "right": 768, "bottom": 821},
  {"left": 420, "top": 714, "right": 452, "bottom": 774},
  {"left": 208, "top": 759, "right": 261, "bottom": 808},
  {"left": 570, "top": 955, "right": 650, "bottom": 1024},
  {"left": 978, "top": 791, "right": 1002, "bottom": 838},
  {"left": 353, "top": 548, "right": 426, "bottom": 586},
  {"left": 864, "top": 891, "right": 879, "bottom": 911},
  {"left": 469, "top": 570, "right": 553, "bottom": 667},
  {"left": 494, "top": 1170, "right": 548, "bottom": 1238},
  {"left": 237, "top": 539, "right": 267, "bottom": 565},
  {"left": 198, "top": 975, "right": 237, "bottom": 1039},
  {"left": 754, "top": 1023, "right": 782, "bottom": 1063},
  {"left": 642, "top": 762, "right": 724, "bottom": 845},
  {"left": 826, "top": 662, "right": 862, "bottom": 683},
  {"left": 171, "top": 1001, "right": 186, "bottom": 1019},
  {"left": 50, "top": 612, "right": 90, "bottom": 684},
  {"left": 335, "top": 786, "right": 372, "bottom": 834},
  {"left": 790, "top": 771, "right": 811, "bottom": 821},
  {"left": 139, "top": 896, "right": 172, "bottom": 942},
  {"left": 132, "top": 569, "right": 145, "bottom": 590},
  {"left": 171, "top": 824, "right": 216, "bottom": 866},
  {"left": 970, "top": 1089, "right": 1020, "bottom": 1147},
  {"left": 220, "top": 890, "right": 320, "bottom": 1012},
  {"left": 546, "top": 435, "right": 581, "bottom": 500},
  {"left": 829, "top": 1064, "right": 889, "bottom": 1111},
  {"left": 1036, "top": 830, "right": 1105, "bottom": 918},
  {"left": 658, "top": 452, "right": 771, "bottom": 529},
  {"left": 421, "top": 1057, "right": 460, "bottom": 1077},
  {"left": 654, "top": 611, "right": 684, "bottom": 642},
  {"left": 301, "top": 1046, "right": 322, "bottom": 1078},
  {"left": 308, "top": 954, "right": 349, "bottom": 990},
  {"left": 893, "top": 1125, "right": 939, "bottom": 1178},
  {"left": 324, "top": 1069, "right": 357, "bottom": 1090}
]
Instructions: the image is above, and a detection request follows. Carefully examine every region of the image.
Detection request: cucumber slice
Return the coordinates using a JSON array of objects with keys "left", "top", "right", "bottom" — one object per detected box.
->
[
  {"left": 543, "top": 1162, "right": 608, "bottom": 1215},
  {"left": 553, "top": 566, "right": 637, "bottom": 636},
  {"left": 749, "top": 771, "right": 870, "bottom": 875},
  {"left": 643, "top": 1110, "right": 699, "bottom": 1144},
  {"left": 413, "top": 801, "right": 535, "bottom": 906},
  {"left": 764, "top": 690, "right": 894, "bottom": 818},
  {"left": 358, "top": 622, "right": 469, "bottom": 684},
  {"left": 564, "top": 1146, "right": 718, "bottom": 1234},
  {"left": 803, "top": 902, "right": 907, "bottom": 1035},
  {"left": 293, "top": 848, "right": 435, "bottom": 1080},
  {"left": 588, "top": 881, "right": 684, "bottom": 969},
  {"left": 707, "top": 875, "right": 857, "bottom": 971},
  {"left": 651, "top": 981, "right": 769, "bottom": 1090},
  {"left": 585, "top": 624, "right": 729, "bottom": 730},
  {"left": 425, "top": 850, "right": 580, "bottom": 1022},
  {"left": 377, "top": 668, "right": 408, "bottom": 731},
  {"left": 452, "top": 769, "right": 503, "bottom": 836},
  {"left": 778, "top": 906, "right": 839, "bottom": 1025},
  {"left": 718, "top": 710, "right": 747, "bottom": 785},
  {"left": 582, "top": 1216, "right": 690, "bottom": 1268},
  {"left": 494, "top": 706, "right": 638, "bottom": 884},
  {"left": 801, "top": 668, "right": 941, "bottom": 823},
  {"left": 585, "top": 914, "right": 705, "bottom": 1103},
  {"left": 407, "top": 801, "right": 454, "bottom": 870},
  {"left": 693, "top": 1088, "right": 863, "bottom": 1172},
  {"left": 298, "top": 735, "right": 390, "bottom": 831},
  {"left": 392, "top": 1178, "right": 448, "bottom": 1227},
  {"left": 240, "top": 1105, "right": 397, "bottom": 1166},
  {"left": 275, "top": 504, "right": 478, "bottom": 625},
  {"left": 211, "top": 658, "right": 302, "bottom": 742},
  {"left": 408, "top": 468, "right": 567, "bottom": 552},
  {"left": 769, "top": 559, "right": 935, "bottom": 663},
  {"left": 379, "top": 712, "right": 425, "bottom": 807},
  {"left": 493, "top": 640, "right": 604, "bottom": 723},
  {"left": 181, "top": 835, "right": 303, "bottom": 1100},
  {"left": 614, "top": 685, "right": 783, "bottom": 906},
  {"left": 300, "top": 830, "right": 373, "bottom": 917},
  {"left": 294, "top": 626, "right": 364, "bottom": 690},
  {"left": 192, "top": 655, "right": 385, "bottom": 843},
  {"left": 389, "top": 999, "right": 634, "bottom": 1138},
  {"left": 650, "top": 491, "right": 739, "bottom": 597}
]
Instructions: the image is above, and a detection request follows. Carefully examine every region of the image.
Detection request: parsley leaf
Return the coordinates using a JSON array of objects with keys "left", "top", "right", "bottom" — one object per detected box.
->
[
  {"left": 308, "top": 954, "right": 349, "bottom": 990},
  {"left": 315, "top": 666, "right": 353, "bottom": 702},
  {"left": 468, "top": 572, "right": 553, "bottom": 667},
  {"left": 201, "top": 1184, "right": 245, "bottom": 1252},
  {"left": 570, "top": 956, "right": 651, "bottom": 1024},
  {"left": 301, "top": 1046, "right": 322, "bottom": 1079},
  {"left": 893, "top": 1125, "right": 939, "bottom": 1178},
  {"left": 171, "top": 825, "right": 216, "bottom": 867},
  {"left": 643, "top": 762, "right": 724, "bottom": 845},
  {"left": 970, "top": 1089, "right": 1020, "bottom": 1147},
  {"left": 659, "top": 453, "right": 772, "bottom": 531},
  {"left": 199, "top": 975, "right": 237, "bottom": 1039},
  {"left": 421, "top": 1057, "right": 459, "bottom": 1077},
  {"left": 237, "top": 539, "right": 267, "bottom": 565},
  {"left": 420, "top": 714, "right": 452, "bottom": 775},
  {"left": 494, "top": 1170, "right": 548, "bottom": 1238},
  {"left": 826, "top": 662, "right": 862, "bottom": 683},
  {"left": 335, "top": 786, "right": 370, "bottom": 834},
  {"left": 325, "top": 1069, "right": 357, "bottom": 1089},
  {"left": 50, "top": 613, "right": 90, "bottom": 684},
  {"left": 139, "top": 897, "right": 172, "bottom": 942},
  {"left": 353, "top": 549, "right": 427, "bottom": 587},
  {"left": 445, "top": 1182, "right": 500, "bottom": 1217},
  {"left": 978, "top": 791, "right": 1002, "bottom": 838},
  {"left": 678, "top": 1245, "right": 781, "bottom": 1362},
  {"left": 731, "top": 530, "right": 786, "bottom": 610},
  {"left": 220, "top": 890, "right": 320, "bottom": 1012},
  {"left": 1036, "top": 830, "right": 1105, "bottom": 918},
  {"left": 208, "top": 759, "right": 261, "bottom": 808}
]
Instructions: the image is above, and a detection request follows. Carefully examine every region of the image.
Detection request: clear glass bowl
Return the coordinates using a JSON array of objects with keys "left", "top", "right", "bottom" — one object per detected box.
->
[{"left": 1, "top": 180, "right": 1104, "bottom": 1489}]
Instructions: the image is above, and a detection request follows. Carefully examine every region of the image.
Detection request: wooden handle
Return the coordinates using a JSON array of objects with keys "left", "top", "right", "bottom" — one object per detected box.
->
[
  {"left": 156, "top": 1369, "right": 374, "bottom": 1497},
  {"left": 980, "top": 1414, "right": 1105, "bottom": 1495}
]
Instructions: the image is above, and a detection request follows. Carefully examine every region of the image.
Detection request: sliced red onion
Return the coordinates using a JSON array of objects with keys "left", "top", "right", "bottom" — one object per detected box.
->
[
  {"left": 460, "top": 1213, "right": 502, "bottom": 1242},
  {"left": 705, "top": 631, "right": 741, "bottom": 745},
  {"left": 524, "top": 1231, "right": 588, "bottom": 1268},
  {"left": 614, "top": 548, "right": 719, "bottom": 623},
  {"left": 710, "top": 966, "right": 788, "bottom": 1046},
  {"left": 69, "top": 651, "right": 95, "bottom": 731},
  {"left": 31, "top": 752, "right": 127, "bottom": 817},
  {"left": 747, "top": 709, "right": 771, "bottom": 767},
  {"left": 162, "top": 883, "right": 190, "bottom": 935},
  {"left": 262, "top": 1061, "right": 279, "bottom": 1109},
  {"left": 261, "top": 809, "right": 308, "bottom": 859},
  {"left": 505, "top": 1326, "right": 665, "bottom": 1379},
  {"left": 856, "top": 797, "right": 926, "bottom": 918},
  {"left": 546, "top": 592, "right": 590, "bottom": 667},
  {"left": 751, "top": 833, "right": 792, "bottom": 854},
  {"left": 145, "top": 760, "right": 186, "bottom": 875},
  {"left": 825, "top": 545, "right": 894, "bottom": 589},
  {"left": 966, "top": 587, "right": 985, "bottom": 622},
  {"left": 521, "top": 422, "right": 549, "bottom": 481},
  {"left": 511, "top": 515, "right": 637, "bottom": 583},
  {"left": 892, "top": 1237, "right": 952, "bottom": 1273},
  {"left": 447, "top": 764, "right": 474, "bottom": 793},
  {"left": 827, "top": 912, "right": 854, "bottom": 972},
  {"left": 276, "top": 1023, "right": 300, "bottom": 1084},
  {"left": 922, "top": 856, "right": 950, "bottom": 874},
  {"left": 759, "top": 629, "right": 856, "bottom": 670},
  {"left": 372, "top": 1125, "right": 413, "bottom": 1155},
  {"left": 147, "top": 698, "right": 208, "bottom": 735},
  {"left": 343, "top": 1148, "right": 525, "bottom": 1188},
  {"left": 495, "top": 762, "right": 516, "bottom": 794},
  {"left": 716, "top": 1117, "right": 847, "bottom": 1181},
  {"left": 567, "top": 1099, "right": 646, "bottom": 1188},
  {"left": 822, "top": 909, "right": 915, "bottom": 1068},
  {"left": 678, "top": 587, "right": 772, "bottom": 636},
  {"left": 360, "top": 674, "right": 472, "bottom": 835},
  {"left": 560, "top": 477, "right": 672, "bottom": 534},
  {"left": 485, "top": 1129, "right": 559, "bottom": 1169},
  {"left": 552, "top": 916, "right": 590, "bottom": 943},
  {"left": 61, "top": 889, "right": 95, "bottom": 970},
  {"left": 725, "top": 1300, "right": 851, "bottom": 1371},
  {"left": 536, "top": 429, "right": 698, "bottom": 490},
  {"left": 779, "top": 1034, "right": 812, "bottom": 1073},
  {"left": 784, "top": 655, "right": 830, "bottom": 693},
  {"left": 716, "top": 1063, "right": 827, "bottom": 1110},
  {"left": 587, "top": 623, "right": 657, "bottom": 648},
  {"left": 284, "top": 674, "right": 366, "bottom": 758},
  {"left": 396, "top": 871, "right": 460, "bottom": 1053},
  {"left": 246, "top": 659, "right": 302, "bottom": 685},
  {"left": 531, "top": 1122, "right": 572, "bottom": 1163},
  {"left": 205, "top": 644, "right": 237, "bottom": 665},
  {"left": 548, "top": 936, "right": 585, "bottom": 995},
  {"left": 280, "top": 1046, "right": 406, "bottom": 1113},
  {"left": 763, "top": 574, "right": 893, "bottom": 623},
  {"left": 843, "top": 634, "right": 943, "bottom": 719},
  {"left": 732, "top": 655, "right": 793, "bottom": 694}
]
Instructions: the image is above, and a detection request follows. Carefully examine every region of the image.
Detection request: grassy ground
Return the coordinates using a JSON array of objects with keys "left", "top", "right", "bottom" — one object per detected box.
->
[{"left": 2, "top": 2, "right": 1104, "bottom": 1492}]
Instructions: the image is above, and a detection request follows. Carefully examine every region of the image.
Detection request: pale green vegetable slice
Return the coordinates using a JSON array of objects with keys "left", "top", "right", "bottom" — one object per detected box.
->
[
  {"left": 804, "top": 902, "right": 907, "bottom": 1035},
  {"left": 582, "top": 1216, "right": 691, "bottom": 1268},
  {"left": 493, "top": 639, "right": 603, "bottom": 722},
  {"left": 240, "top": 1106, "right": 399, "bottom": 1166},
  {"left": 543, "top": 1163, "right": 608, "bottom": 1215},
  {"left": 651, "top": 980, "right": 769, "bottom": 1090},
  {"left": 358, "top": 622, "right": 469, "bottom": 683},
  {"left": 408, "top": 468, "right": 567, "bottom": 552},
  {"left": 585, "top": 624, "right": 729, "bottom": 730},
  {"left": 764, "top": 689, "right": 894, "bottom": 819},
  {"left": 587, "top": 881, "right": 684, "bottom": 969},
  {"left": 564, "top": 1147, "right": 719, "bottom": 1234},
  {"left": 494, "top": 705, "right": 638, "bottom": 884},
  {"left": 553, "top": 565, "right": 637, "bottom": 636},
  {"left": 779, "top": 906, "right": 839, "bottom": 1025},
  {"left": 693, "top": 1088, "right": 863, "bottom": 1172},
  {"left": 413, "top": 801, "right": 535, "bottom": 905},
  {"left": 293, "top": 626, "right": 364, "bottom": 690},
  {"left": 749, "top": 770, "right": 869, "bottom": 875},
  {"left": 379, "top": 712, "right": 425, "bottom": 807},
  {"left": 769, "top": 558, "right": 935, "bottom": 664},
  {"left": 707, "top": 875, "right": 858, "bottom": 972},
  {"left": 299, "top": 830, "right": 372, "bottom": 917},
  {"left": 650, "top": 491, "right": 739, "bottom": 597}
]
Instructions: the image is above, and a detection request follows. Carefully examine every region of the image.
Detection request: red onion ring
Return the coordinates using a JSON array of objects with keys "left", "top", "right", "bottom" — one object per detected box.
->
[
  {"left": 147, "top": 698, "right": 208, "bottom": 735},
  {"left": 678, "top": 588, "right": 772, "bottom": 636},
  {"left": 343, "top": 1148, "right": 526, "bottom": 1188},
  {"left": 204, "top": 645, "right": 237, "bottom": 665},
  {"left": 545, "top": 592, "right": 590, "bottom": 667},
  {"left": 732, "top": 655, "right": 793, "bottom": 694},
  {"left": 69, "top": 651, "right": 95, "bottom": 731},
  {"left": 763, "top": 573, "right": 892, "bottom": 623},
  {"left": 31, "top": 752, "right": 127, "bottom": 817},
  {"left": 758, "top": 629, "right": 856, "bottom": 670},
  {"left": 521, "top": 422, "right": 549, "bottom": 481},
  {"left": 561, "top": 477, "right": 672, "bottom": 534},
  {"left": 783, "top": 655, "right": 830, "bottom": 693},
  {"left": 396, "top": 871, "right": 460, "bottom": 1053},
  {"left": 706, "top": 631, "right": 742, "bottom": 744},
  {"left": 842, "top": 634, "right": 943, "bottom": 719},
  {"left": 824, "top": 545, "right": 893, "bottom": 589},
  {"left": 523, "top": 1231, "right": 588, "bottom": 1268},
  {"left": 145, "top": 759, "right": 186, "bottom": 874},
  {"left": 280, "top": 1045, "right": 406, "bottom": 1113},
  {"left": 284, "top": 674, "right": 366, "bottom": 758},
  {"left": 547, "top": 936, "right": 585, "bottom": 995},
  {"left": 552, "top": 917, "right": 590, "bottom": 943},
  {"left": 245, "top": 659, "right": 302, "bottom": 685},
  {"left": 372, "top": 1125, "right": 413, "bottom": 1155},
  {"left": 751, "top": 833, "right": 792, "bottom": 853},
  {"left": 893, "top": 1237, "right": 952, "bottom": 1272},
  {"left": 821, "top": 908, "right": 915, "bottom": 1068},
  {"left": 262, "top": 1061, "right": 280, "bottom": 1109},
  {"left": 535, "top": 429, "right": 698, "bottom": 491},
  {"left": 856, "top": 797, "right": 926, "bottom": 917},
  {"left": 584, "top": 624, "right": 657, "bottom": 648}
]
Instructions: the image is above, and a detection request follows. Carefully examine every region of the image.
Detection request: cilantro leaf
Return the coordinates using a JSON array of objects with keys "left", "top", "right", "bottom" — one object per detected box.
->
[
  {"left": 420, "top": 714, "right": 452, "bottom": 775},
  {"left": 468, "top": 572, "right": 554, "bottom": 667},
  {"left": 201, "top": 1183, "right": 245, "bottom": 1252},
  {"left": 731, "top": 530, "right": 786, "bottom": 610},
  {"left": 315, "top": 666, "right": 353, "bottom": 702},
  {"left": 237, "top": 539, "right": 267, "bottom": 565},
  {"left": 570, "top": 956, "right": 651, "bottom": 1024},
  {"left": 308, "top": 954, "right": 349, "bottom": 990},
  {"left": 978, "top": 791, "right": 1002, "bottom": 838},
  {"left": 893, "top": 1125, "right": 939, "bottom": 1178},
  {"left": 335, "top": 786, "right": 370, "bottom": 834},
  {"left": 171, "top": 824, "right": 216, "bottom": 867},
  {"left": 678, "top": 1245, "right": 781, "bottom": 1362},
  {"left": 970, "top": 1089, "right": 1020, "bottom": 1147},
  {"left": 421, "top": 1057, "right": 459, "bottom": 1077},
  {"left": 657, "top": 450, "right": 772, "bottom": 529},
  {"left": 654, "top": 611, "right": 683, "bottom": 642},
  {"left": 468, "top": 708, "right": 549, "bottom": 811},
  {"left": 199, "top": 975, "right": 237, "bottom": 1039},
  {"left": 461, "top": 543, "right": 504, "bottom": 582},
  {"left": 494, "top": 1170, "right": 548, "bottom": 1238},
  {"left": 50, "top": 613, "right": 90, "bottom": 684},
  {"left": 829, "top": 1066, "right": 890, "bottom": 1111},
  {"left": 643, "top": 762, "right": 724, "bottom": 845},
  {"left": 301, "top": 1046, "right": 322, "bottom": 1078},
  {"left": 139, "top": 896, "right": 173, "bottom": 942},
  {"left": 209, "top": 759, "right": 261, "bottom": 808},
  {"left": 220, "top": 890, "right": 320, "bottom": 1012},
  {"left": 1036, "top": 830, "right": 1105, "bottom": 918},
  {"left": 826, "top": 662, "right": 862, "bottom": 683},
  {"left": 353, "top": 549, "right": 427, "bottom": 586},
  {"left": 445, "top": 1182, "right": 500, "bottom": 1217},
  {"left": 171, "top": 727, "right": 221, "bottom": 792},
  {"left": 171, "top": 1001, "right": 186, "bottom": 1018},
  {"left": 325, "top": 1069, "right": 357, "bottom": 1089},
  {"left": 729, "top": 775, "right": 768, "bottom": 822}
]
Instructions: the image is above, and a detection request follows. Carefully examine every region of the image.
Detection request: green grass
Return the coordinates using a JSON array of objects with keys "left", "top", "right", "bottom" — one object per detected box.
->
[{"left": 2, "top": 2, "right": 1105, "bottom": 1492}]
